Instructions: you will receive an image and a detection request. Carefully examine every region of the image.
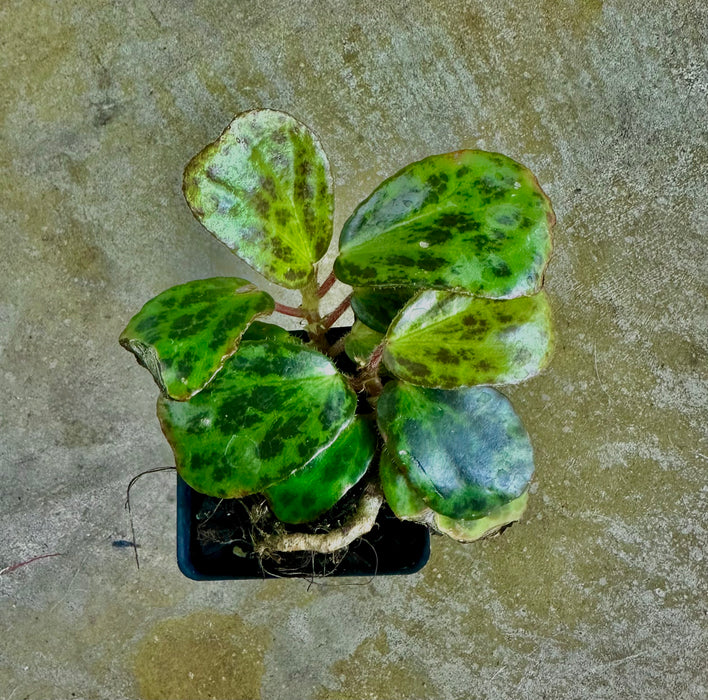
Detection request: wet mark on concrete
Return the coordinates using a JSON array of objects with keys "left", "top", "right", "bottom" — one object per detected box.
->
[{"left": 134, "top": 610, "right": 272, "bottom": 700}]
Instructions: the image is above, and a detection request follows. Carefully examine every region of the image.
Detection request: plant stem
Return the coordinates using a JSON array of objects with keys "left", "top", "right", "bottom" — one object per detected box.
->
[
  {"left": 254, "top": 481, "right": 384, "bottom": 555},
  {"left": 321, "top": 294, "right": 352, "bottom": 330},
  {"left": 350, "top": 341, "right": 386, "bottom": 395},
  {"left": 299, "top": 272, "right": 322, "bottom": 323},
  {"left": 296, "top": 271, "right": 329, "bottom": 351},
  {"left": 274, "top": 302, "right": 307, "bottom": 318},
  {"left": 367, "top": 342, "right": 385, "bottom": 375},
  {"left": 317, "top": 271, "right": 337, "bottom": 298},
  {"left": 328, "top": 334, "right": 348, "bottom": 358}
]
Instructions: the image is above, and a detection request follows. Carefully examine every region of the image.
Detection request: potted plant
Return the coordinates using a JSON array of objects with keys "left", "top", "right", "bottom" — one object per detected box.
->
[{"left": 120, "top": 109, "right": 555, "bottom": 580}]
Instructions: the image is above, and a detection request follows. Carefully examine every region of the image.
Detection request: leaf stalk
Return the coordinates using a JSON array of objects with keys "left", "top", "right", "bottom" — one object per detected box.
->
[
  {"left": 321, "top": 294, "right": 352, "bottom": 330},
  {"left": 317, "top": 271, "right": 337, "bottom": 298},
  {"left": 274, "top": 302, "right": 307, "bottom": 318}
]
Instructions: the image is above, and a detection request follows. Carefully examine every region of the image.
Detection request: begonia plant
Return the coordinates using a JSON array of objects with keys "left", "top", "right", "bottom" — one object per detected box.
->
[{"left": 120, "top": 109, "right": 554, "bottom": 558}]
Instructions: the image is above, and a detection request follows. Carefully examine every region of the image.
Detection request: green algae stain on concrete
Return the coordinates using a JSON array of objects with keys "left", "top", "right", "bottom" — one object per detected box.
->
[
  {"left": 134, "top": 611, "right": 272, "bottom": 700},
  {"left": 0, "top": 2, "right": 81, "bottom": 120},
  {"left": 539, "top": 0, "right": 604, "bottom": 41},
  {"left": 316, "top": 632, "right": 439, "bottom": 700}
]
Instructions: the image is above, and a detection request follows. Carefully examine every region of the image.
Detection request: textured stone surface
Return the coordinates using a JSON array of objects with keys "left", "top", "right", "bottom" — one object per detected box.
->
[{"left": 0, "top": 1, "right": 706, "bottom": 698}]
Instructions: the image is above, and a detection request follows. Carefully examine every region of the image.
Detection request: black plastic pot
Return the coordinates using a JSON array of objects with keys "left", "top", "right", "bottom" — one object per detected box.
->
[
  {"left": 176, "top": 475, "right": 430, "bottom": 580},
  {"left": 174, "top": 326, "right": 430, "bottom": 580}
]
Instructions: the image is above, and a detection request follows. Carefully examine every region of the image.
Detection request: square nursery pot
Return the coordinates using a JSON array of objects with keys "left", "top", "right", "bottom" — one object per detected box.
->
[
  {"left": 176, "top": 475, "right": 430, "bottom": 581},
  {"left": 175, "top": 326, "right": 430, "bottom": 581}
]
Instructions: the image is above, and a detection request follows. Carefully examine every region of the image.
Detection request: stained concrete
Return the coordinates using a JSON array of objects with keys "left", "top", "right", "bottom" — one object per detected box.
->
[{"left": 1, "top": 0, "right": 706, "bottom": 698}]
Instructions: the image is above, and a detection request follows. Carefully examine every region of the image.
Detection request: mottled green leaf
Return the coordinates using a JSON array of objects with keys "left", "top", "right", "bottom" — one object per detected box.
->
[
  {"left": 183, "top": 109, "right": 334, "bottom": 289},
  {"left": 433, "top": 492, "right": 528, "bottom": 542},
  {"left": 376, "top": 381, "right": 534, "bottom": 519},
  {"left": 380, "top": 449, "right": 530, "bottom": 542},
  {"left": 344, "top": 320, "right": 384, "bottom": 367},
  {"left": 350, "top": 286, "right": 416, "bottom": 334},
  {"left": 241, "top": 320, "right": 298, "bottom": 345},
  {"left": 264, "top": 417, "right": 376, "bottom": 524},
  {"left": 379, "top": 449, "right": 428, "bottom": 521},
  {"left": 158, "top": 340, "right": 356, "bottom": 498},
  {"left": 383, "top": 290, "right": 553, "bottom": 388},
  {"left": 119, "top": 277, "right": 274, "bottom": 400},
  {"left": 335, "top": 150, "right": 554, "bottom": 297}
]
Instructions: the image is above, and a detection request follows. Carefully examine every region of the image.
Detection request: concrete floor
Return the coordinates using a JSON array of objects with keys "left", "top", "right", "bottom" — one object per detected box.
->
[{"left": 1, "top": 1, "right": 706, "bottom": 698}]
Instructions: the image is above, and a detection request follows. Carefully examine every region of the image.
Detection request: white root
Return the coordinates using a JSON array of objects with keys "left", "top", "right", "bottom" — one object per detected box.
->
[{"left": 254, "top": 483, "right": 384, "bottom": 556}]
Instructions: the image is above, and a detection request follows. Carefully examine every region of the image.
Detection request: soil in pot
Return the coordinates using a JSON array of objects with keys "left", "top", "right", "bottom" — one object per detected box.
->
[{"left": 177, "top": 474, "right": 430, "bottom": 580}]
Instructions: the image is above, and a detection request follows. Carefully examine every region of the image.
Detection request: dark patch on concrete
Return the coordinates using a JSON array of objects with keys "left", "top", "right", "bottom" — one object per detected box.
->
[
  {"left": 134, "top": 611, "right": 271, "bottom": 700},
  {"left": 93, "top": 99, "right": 120, "bottom": 127}
]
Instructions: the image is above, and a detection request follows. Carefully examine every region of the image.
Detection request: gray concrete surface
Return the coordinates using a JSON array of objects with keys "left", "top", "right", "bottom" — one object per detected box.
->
[{"left": 1, "top": 1, "right": 706, "bottom": 698}]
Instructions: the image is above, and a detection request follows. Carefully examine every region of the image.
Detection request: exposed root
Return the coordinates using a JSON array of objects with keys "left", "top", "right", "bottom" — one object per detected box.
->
[
  {"left": 254, "top": 482, "right": 384, "bottom": 556},
  {"left": 124, "top": 465, "right": 177, "bottom": 569}
]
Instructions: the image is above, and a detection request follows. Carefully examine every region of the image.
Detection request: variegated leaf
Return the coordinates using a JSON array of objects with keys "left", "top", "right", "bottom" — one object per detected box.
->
[
  {"left": 433, "top": 493, "right": 528, "bottom": 542},
  {"left": 380, "top": 449, "right": 530, "bottom": 541},
  {"left": 343, "top": 320, "right": 384, "bottom": 367},
  {"left": 158, "top": 340, "right": 356, "bottom": 498},
  {"left": 335, "top": 150, "right": 554, "bottom": 297},
  {"left": 383, "top": 290, "right": 553, "bottom": 388},
  {"left": 378, "top": 449, "right": 429, "bottom": 521},
  {"left": 183, "top": 109, "right": 334, "bottom": 289},
  {"left": 119, "top": 277, "right": 274, "bottom": 400},
  {"left": 350, "top": 286, "right": 416, "bottom": 334},
  {"left": 241, "top": 320, "right": 298, "bottom": 345},
  {"left": 376, "top": 381, "right": 534, "bottom": 520},
  {"left": 264, "top": 417, "right": 377, "bottom": 524}
]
